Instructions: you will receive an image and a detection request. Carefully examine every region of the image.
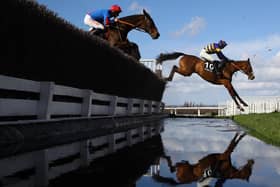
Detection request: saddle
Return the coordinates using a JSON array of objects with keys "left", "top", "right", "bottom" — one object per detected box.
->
[{"left": 204, "top": 59, "right": 227, "bottom": 74}]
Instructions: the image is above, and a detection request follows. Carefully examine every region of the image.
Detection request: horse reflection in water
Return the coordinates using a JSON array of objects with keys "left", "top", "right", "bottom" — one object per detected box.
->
[{"left": 153, "top": 132, "right": 254, "bottom": 186}]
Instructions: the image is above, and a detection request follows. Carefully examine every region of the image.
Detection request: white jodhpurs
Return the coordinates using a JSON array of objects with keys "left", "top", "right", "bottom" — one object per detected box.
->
[
  {"left": 200, "top": 48, "right": 214, "bottom": 61},
  {"left": 84, "top": 14, "right": 104, "bottom": 31}
]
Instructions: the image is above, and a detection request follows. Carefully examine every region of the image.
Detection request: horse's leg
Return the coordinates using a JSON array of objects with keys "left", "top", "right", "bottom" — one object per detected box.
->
[
  {"left": 228, "top": 159, "right": 254, "bottom": 181},
  {"left": 131, "top": 43, "right": 141, "bottom": 60},
  {"left": 231, "top": 86, "right": 248, "bottom": 107},
  {"left": 223, "top": 81, "right": 244, "bottom": 111},
  {"left": 165, "top": 65, "right": 178, "bottom": 81},
  {"left": 165, "top": 65, "right": 191, "bottom": 81},
  {"left": 161, "top": 155, "right": 176, "bottom": 173},
  {"left": 223, "top": 132, "right": 246, "bottom": 157},
  {"left": 127, "top": 42, "right": 141, "bottom": 60}
]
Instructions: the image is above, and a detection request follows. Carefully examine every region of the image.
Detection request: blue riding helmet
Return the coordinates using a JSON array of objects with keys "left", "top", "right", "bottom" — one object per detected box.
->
[{"left": 218, "top": 40, "right": 227, "bottom": 48}]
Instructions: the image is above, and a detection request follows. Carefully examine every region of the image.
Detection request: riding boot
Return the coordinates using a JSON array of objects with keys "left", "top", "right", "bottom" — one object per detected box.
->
[
  {"left": 216, "top": 71, "right": 222, "bottom": 79},
  {"left": 216, "top": 61, "right": 226, "bottom": 78},
  {"left": 91, "top": 29, "right": 105, "bottom": 38}
]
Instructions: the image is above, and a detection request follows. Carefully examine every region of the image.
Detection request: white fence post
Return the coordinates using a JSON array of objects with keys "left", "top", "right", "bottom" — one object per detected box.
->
[
  {"left": 34, "top": 149, "right": 49, "bottom": 187},
  {"left": 147, "top": 101, "right": 153, "bottom": 114},
  {"left": 108, "top": 134, "right": 116, "bottom": 154},
  {"left": 127, "top": 98, "right": 133, "bottom": 115},
  {"left": 138, "top": 126, "right": 144, "bottom": 142},
  {"left": 37, "top": 82, "right": 54, "bottom": 120},
  {"left": 126, "top": 130, "right": 132, "bottom": 147},
  {"left": 82, "top": 90, "right": 93, "bottom": 117},
  {"left": 155, "top": 102, "right": 160, "bottom": 113},
  {"left": 109, "top": 96, "right": 118, "bottom": 115},
  {"left": 155, "top": 63, "right": 162, "bottom": 78},
  {"left": 149, "top": 101, "right": 153, "bottom": 114},
  {"left": 80, "top": 140, "right": 90, "bottom": 167},
  {"left": 140, "top": 100, "right": 145, "bottom": 114}
]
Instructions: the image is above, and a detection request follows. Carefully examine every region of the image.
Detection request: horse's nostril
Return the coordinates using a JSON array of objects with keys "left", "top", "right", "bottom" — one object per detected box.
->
[
  {"left": 249, "top": 75, "right": 255, "bottom": 80},
  {"left": 154, "top": 33, "right": 160, "bottom": 39}
]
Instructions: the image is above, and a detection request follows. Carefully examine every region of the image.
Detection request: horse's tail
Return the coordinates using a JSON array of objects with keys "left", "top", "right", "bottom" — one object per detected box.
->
[{"left": 156, "top": 52, "right": 185, "bottom": 65}]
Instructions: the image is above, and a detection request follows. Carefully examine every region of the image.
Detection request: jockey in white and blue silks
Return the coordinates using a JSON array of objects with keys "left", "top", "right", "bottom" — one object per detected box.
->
[
  {"left": 200, "top": 40, "right": 228, "bottom": 62},
  {"left": 84, "top": 5, "right": 122, "bottom": 32},
  {"left": 200, "top": 40, "right": 229, "bottom": 76}
]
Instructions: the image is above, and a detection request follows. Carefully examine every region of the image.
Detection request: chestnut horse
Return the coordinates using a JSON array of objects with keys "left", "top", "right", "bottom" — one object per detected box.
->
[
  {"left": 156, "top": 52, "right": 255, "bottom": 111},
  {"left": 153, "top": 132, "right": 254, "bottom": 186},
  {"left": 91, "top": 9, "right": 160, "bottom": 60}
]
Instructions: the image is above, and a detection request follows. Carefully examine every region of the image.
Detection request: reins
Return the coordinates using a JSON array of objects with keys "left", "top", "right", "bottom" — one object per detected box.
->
[
  {"left": 230, "top": 61, "right": 245, "bottom": 74},
  {"left": 113, "top": 19, "right": 147, "bottom": 42},
  {"left": 117, "top": 19, "right": 146, "bottom": 33}
]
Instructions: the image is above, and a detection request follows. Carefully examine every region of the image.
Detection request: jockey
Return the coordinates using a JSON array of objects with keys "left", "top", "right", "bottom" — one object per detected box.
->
[
  {"left": 84, "top": 4, "right": 122, "bottom": 36},
  {"left": 200, "top": 40, "right": 229, "bottom": 77}
]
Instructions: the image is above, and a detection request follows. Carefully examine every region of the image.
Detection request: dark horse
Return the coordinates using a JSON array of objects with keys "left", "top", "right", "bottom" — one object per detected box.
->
[
  {"left": 153, "top": 132, "right": 254, "bottom": 186},
  {"left": 91, "top": 9, "right": 160, "bottom": 60},
  {"left": 156, "top": 52, "right": 255, "bottom": 111}
]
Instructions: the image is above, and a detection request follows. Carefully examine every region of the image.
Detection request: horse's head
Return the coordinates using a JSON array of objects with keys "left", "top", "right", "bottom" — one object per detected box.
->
[
  {"left": 140, "top": 9, "right": 160, "bottom": 39},
  {"left": 232, "top": 58, "right": 255, "bottom": 80},
  {"left": 176, "top": 163, "right": 197, "bottom": 183},
  {"left": 117, "top": 10, "right": 160, "bottom": 40}
]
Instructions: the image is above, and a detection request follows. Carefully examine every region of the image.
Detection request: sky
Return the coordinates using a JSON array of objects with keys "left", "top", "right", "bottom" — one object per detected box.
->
[{"left": 35, "top": 0, "right": 280, "bottom": 106}]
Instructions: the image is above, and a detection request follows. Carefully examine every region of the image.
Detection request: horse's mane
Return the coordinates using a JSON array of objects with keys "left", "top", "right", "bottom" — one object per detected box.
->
[
  {"left": 119, "top": 14, "right": 144, "bottom": 21},
  {"left": 119, "top": 10, "right": 155, "bottom": 24},
  {"left": 231, "top": 59, "right": 249, "bottom": 63}
]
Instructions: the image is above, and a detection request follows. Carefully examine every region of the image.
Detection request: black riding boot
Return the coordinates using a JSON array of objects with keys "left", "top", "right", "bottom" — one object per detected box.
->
[
  {"left": 216, "top": 61, "right": 226, "bottom": 78},
  {"left": 91, "top": 29, "right": 104, "bottom": 38}
]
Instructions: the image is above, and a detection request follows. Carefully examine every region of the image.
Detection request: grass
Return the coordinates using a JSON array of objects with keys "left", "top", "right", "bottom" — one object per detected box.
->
[{"left": 232, "top": 112, "right": 280, "bottom": 146}]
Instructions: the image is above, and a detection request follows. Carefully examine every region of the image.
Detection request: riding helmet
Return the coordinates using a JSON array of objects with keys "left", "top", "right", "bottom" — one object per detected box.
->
[
  {"left": 110, "top": 4, "right": 122, "bottom": 13},
  {"left": 218, "top": 40, "right": 227, "bottom": 48}
]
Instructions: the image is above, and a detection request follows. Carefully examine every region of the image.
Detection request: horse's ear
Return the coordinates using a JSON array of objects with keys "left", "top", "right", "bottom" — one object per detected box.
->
[
  {"left": 143, "top": 9, "right": 147, "bottom": 15},
  {"left": 248, "top": 58, "right": 250, "bottom": 62},
  {"left": 143, "top": 9, "right": 152, "bottom": 20}
]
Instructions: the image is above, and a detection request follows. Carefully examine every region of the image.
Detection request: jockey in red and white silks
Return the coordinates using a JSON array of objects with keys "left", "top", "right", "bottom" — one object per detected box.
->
[{"left": 84, "top": 4, "right": 122, "bottom": 31}]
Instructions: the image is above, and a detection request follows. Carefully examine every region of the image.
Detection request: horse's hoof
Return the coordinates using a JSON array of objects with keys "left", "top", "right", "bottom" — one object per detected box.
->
[
  {"left": 237, "top": 106, "right": 244, "bottom": 111},
  {"left": 247, "top": 159, "right": 255, "bottom": 166}
]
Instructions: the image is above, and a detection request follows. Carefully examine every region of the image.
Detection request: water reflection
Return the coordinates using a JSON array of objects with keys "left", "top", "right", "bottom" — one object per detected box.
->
[
  {"left": 1, "top": 118, "right": 280, "bottom": 187},
  {"left": 49, "top": 135, "right": 164, "bottom": 187},
  {"left": 153, "top": 132, "right": 254, "bottom": 186},
  {"left": 144, "top": 118, "right": 280, "bottom": 187}
]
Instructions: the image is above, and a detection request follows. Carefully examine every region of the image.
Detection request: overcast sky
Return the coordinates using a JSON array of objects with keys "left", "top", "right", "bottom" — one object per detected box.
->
[{"left": 36, "top": 0, "right": 280, "bottom": 105}]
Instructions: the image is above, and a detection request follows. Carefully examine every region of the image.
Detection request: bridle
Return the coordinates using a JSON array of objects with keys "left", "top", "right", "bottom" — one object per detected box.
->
[
  {"left": 112, "top": 17, "right": 148, "bottom": 42},
  {"left": 230, "top": 61, "right": 244, "bottom": 73},
  {"left": 117, "top": 19, "right": 147, "bottom": 33},
  {"left": 230, "top": 61, "right": 254, "bottom": 78}
]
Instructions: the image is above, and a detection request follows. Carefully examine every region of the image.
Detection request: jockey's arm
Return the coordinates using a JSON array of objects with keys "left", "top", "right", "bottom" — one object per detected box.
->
[
  {"left": 105, "top": 17, "right": 111, "bottom": 26},
  {"left": 217, "top": 51, "right": 229, "bottom": 62},
  {"left": 103, "top": 11, "right": 113, "bottom": 26}
]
